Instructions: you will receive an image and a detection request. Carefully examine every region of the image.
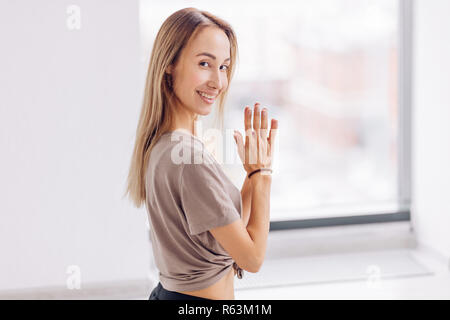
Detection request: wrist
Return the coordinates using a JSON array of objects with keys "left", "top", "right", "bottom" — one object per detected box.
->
[
  {"left": 249, "top": 171, "right": 272, "bottom": 185},
  {"left": 247, "top": 168, "right": 272, "bottom": 179}
]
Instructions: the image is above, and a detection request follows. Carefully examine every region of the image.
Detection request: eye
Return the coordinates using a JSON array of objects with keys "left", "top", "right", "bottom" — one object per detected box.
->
[
  {"left": 220, "top": 65, "right": 229, "bottom": 71},
  {"left": 199, "top": 61, "right": 209, "bottom": 67}
]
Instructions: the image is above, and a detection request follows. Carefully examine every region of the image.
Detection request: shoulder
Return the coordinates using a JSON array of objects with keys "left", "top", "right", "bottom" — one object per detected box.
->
[
  {"left": 179, "top": 151, "right": 225, "bottom": 192},
  {"left": 149, "top": 132, "right": 216, "bottom": 176},
  {"left": 161, "top": 131, "right": 216, "bottom": 166}
]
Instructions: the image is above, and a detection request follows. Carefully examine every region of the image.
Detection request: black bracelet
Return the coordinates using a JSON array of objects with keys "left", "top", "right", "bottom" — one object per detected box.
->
[{"left": 248, "top": 168, "right": 272, "bottom": 179}]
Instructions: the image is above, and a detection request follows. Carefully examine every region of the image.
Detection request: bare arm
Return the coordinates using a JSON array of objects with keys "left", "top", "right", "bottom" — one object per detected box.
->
[
  {"left": 245, "top": 173, "right": 271, "bottom": 268},
  {"left": 211, "top": 172, "right": 271, "bottom": 274},
  {"left": 240, "top": 175, "right": 252, "bottom": 228},
  {"left": 210, "top": 102, "right": 277, "bottom": 273}
]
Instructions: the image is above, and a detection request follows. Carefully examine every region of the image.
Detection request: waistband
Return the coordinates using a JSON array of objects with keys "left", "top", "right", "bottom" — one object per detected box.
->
[{"left": 155, "top": 282, "right": 211, "bottom": 300}]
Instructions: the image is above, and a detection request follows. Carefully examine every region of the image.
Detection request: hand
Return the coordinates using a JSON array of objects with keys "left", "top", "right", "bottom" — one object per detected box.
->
[{"left": 233, "top": 102, "right": 278, "bottom": 175}]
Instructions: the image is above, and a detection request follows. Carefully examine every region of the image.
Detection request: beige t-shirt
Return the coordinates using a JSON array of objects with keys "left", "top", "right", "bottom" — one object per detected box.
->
[{"left": 145, "top": 129, "right": 244, "bottom": 292}]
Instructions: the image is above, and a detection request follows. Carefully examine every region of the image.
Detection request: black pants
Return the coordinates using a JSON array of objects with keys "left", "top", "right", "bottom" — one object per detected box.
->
[{"left": 148, "top": 282, "right": 211, "bottom": 300}]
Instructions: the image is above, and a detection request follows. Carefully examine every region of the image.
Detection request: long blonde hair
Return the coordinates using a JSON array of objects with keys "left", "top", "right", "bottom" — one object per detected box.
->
[{"left": 124, "top": 7, "right": 238, "bottom": 208}]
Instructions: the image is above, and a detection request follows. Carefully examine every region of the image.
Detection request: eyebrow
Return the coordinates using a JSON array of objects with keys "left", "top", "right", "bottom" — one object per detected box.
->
[{"left": 196, "top": 52, "right": 230, "bottom": 62}]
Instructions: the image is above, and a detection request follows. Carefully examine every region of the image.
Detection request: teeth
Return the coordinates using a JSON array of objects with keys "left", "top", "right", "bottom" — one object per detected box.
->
[{"left": 198, "top": 91, "right": 214, "bottom": 99}]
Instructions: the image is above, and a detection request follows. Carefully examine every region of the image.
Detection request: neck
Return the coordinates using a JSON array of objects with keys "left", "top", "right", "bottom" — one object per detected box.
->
[{"left": 168, "top": 105, "right": 199, "bottom": 136}]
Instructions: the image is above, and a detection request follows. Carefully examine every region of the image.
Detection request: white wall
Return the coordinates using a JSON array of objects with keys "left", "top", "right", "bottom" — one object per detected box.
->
[
  {"left": 0, "top": 1, "right": 150, "bottom": 291},
  {"left": 411, "top": 0, "right": 450, "bottom": 261}
]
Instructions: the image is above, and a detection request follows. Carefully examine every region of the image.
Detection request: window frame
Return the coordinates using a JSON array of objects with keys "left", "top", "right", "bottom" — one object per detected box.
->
[{"left": 270, "top": 0, "right": 413, "bottom": 231}]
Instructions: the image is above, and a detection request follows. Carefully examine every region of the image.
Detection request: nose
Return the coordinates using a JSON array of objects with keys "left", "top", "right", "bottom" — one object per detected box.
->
[{"left": 207, "top": 68, "right": 223, "bottom": 91}]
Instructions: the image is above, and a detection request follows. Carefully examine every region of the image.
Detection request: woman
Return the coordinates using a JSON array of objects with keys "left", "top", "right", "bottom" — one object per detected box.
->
[{"left": 125, "top": 7, "right": 278, "bottom": 300}]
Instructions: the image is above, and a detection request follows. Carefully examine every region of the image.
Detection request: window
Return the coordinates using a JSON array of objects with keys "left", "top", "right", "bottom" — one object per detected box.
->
[{"left": 140, "top": 0, "right": 411, "bottom": 226}]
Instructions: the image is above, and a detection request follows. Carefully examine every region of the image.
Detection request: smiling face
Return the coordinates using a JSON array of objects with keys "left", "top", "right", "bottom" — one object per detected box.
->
[{"left": 166, "top": 26, "right": 231, "bottom": 118}]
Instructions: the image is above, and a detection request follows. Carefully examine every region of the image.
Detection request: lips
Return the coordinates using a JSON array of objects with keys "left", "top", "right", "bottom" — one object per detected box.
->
[
  {"left": 196, "top": 90, "right": 217, "bottom": 99},
  {"left": 196, "top": 90, "right": 216, "bottom": 104}
]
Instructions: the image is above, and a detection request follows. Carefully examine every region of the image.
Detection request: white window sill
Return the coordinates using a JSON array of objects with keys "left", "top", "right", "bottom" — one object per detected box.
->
[
  {"left": 234, "top": 221, "right": 450, "bottom": 299},
  {"left": 265, "top": 220, "right": 416, "bottom": 260}
]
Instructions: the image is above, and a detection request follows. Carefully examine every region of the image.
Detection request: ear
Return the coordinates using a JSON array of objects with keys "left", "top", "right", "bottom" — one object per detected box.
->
[{"left": 165, "top": 65, "right": 173, "bottom": 75}]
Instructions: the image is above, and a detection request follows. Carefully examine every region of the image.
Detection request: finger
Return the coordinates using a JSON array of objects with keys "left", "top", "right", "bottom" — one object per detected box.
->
[
  {"left": 233, "top": 130, "right": 244, "bottom": 162},
  {"left": 250, "top": 131, "right": 258, "bottom": 165},
  {"left": 244, "top": 106, "right": 252, "bottom": 134},
  {"left": 268, "top": 119, "right": 278, "bottom": 154},
  {"left": 268, "top": 118, "right": 279, "bottom": 141},
  {"left": 253, "top": 102, "right": 261, "bottom": 132},
  {"left": 245, "top": 132, "right": 250, "bottom": 165},
  {"left": 260, "top": 107, "right": 268, "bottom": 140}
]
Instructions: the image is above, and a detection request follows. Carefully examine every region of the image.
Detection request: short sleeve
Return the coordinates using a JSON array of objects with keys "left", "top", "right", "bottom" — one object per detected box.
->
[{"left": 180, "top": 161, "right": 241, "bottom": 236}]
